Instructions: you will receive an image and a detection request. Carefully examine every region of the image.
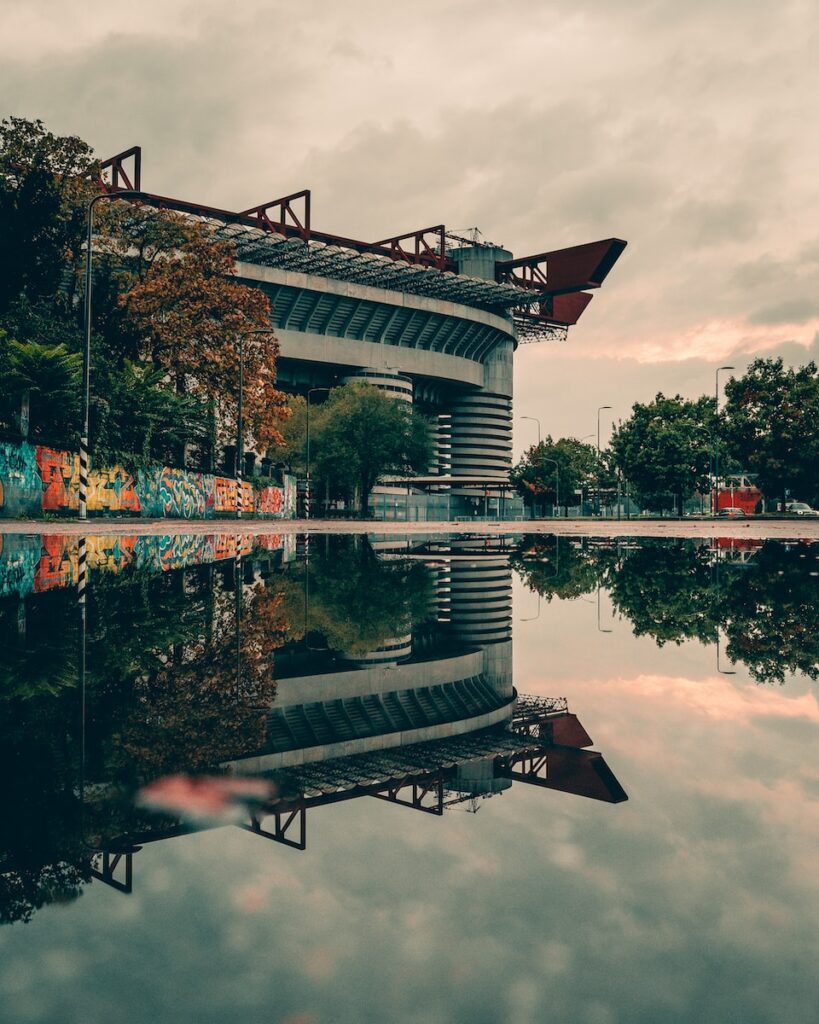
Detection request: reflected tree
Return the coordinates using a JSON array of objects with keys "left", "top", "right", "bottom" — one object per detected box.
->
[
  {"left": 279, "top": 536, "right": 435, "bottom": 656},
  {"left": 510, "top": 537, "right": 607, "bottom": 602},
  {"left": 607, "top": 540, "right": 720, "bottom": 647}
]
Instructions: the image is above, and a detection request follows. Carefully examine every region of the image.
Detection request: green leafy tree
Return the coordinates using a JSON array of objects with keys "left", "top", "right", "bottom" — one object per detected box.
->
[
  {"left": 306, "top": 384, "right": 431, "bottom": 513},
  {"left": 279, "top": 536, "right": 434, "bottom": 654},
  {"left": 510, "top": 536, "right": 605, "bottom": 601},
  {"left": 0, "top": 117, "right": 98, "bottom": 315},
  {"left": 607, "top": 540, "right": 720, "bottom": 646},
  {"left": 0, "top": 330, "right": 81, "bottom": 446},
  {"left": 722, "top": 358, "right": 819, "bottom": 507},
  {"left": 610, "top": 394, "right": 716, "bottom": 514},
  {"left": 91, "top": 360, "right": 209, "bottom": 469},
  {"left": 721, "top": 542, "right": 819, "bottom": 683},
  {"left": 511, "top": 436, "right": 597, "bottom": 515},
  {"left": 274, "top": 394, "right": 308, "bottom": 473}
]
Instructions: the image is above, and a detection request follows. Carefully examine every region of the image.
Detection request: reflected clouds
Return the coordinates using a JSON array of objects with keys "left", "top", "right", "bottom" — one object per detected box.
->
[{"left": 0, "top": 532, "right": 817, "bottom": 1023}]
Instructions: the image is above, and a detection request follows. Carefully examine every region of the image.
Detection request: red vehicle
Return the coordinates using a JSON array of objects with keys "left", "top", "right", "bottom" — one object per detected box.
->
[{"left": 712, "top": 474, "right": 763, "bottom": 516}]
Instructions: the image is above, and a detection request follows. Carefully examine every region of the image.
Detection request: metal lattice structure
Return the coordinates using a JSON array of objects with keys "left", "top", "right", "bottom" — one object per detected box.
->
[{"left": 96, "top": 145, "right": 626, "bottom": 345}]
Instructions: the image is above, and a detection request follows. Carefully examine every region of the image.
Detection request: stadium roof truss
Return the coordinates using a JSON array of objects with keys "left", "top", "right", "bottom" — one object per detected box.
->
[{"left": 97, "top": 146, "right": 626, "bottom": 345}]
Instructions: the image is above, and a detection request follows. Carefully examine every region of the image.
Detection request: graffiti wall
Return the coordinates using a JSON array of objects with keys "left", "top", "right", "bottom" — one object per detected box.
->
[
  {"left": 0, "top": 442, "right": 42, "bottom": 517},
  {"left": 0, "top": 532, "right": 289, "bottom": 599},
  {"left": 38, "top": 447, "right": 140, "bottom": 513},
  {"left": 0, "top": 441, "right": 296, "bottom": 521},
  {"left": 136, "top": 467, "right": 210, "bottom": 519}
]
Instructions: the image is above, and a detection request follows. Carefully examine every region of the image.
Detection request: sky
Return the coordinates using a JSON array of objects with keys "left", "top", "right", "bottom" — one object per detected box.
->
[{"left": 2, "top": 0, "right": 818, "bottom": 449}]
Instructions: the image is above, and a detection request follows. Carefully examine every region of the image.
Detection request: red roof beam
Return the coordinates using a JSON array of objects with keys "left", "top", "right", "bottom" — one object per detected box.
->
[
  {"left": 240, "top": 190, "right": 311, "bottom": 241},
  {"left": 496, "top": 238, "right": 627, "bottom": 295},
  {"left": 371, "top": 225, "right": 448, "bottom": 270},
  {"left": 98, "top": 145, "right": 142, "bottom": 192}
]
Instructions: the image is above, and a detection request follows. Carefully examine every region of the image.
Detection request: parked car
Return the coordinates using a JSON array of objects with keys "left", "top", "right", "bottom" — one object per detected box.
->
[
  {"left": 717, "top": 507, "right": 746, "bottom": 517},
  {"left": 786, "top": 502, "right": 819, "bottom": 517}
]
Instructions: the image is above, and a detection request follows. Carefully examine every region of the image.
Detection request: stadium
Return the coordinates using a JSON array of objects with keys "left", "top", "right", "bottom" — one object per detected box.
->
[{"left": 100, "top": 147, "right": 626, "bottom": 517}]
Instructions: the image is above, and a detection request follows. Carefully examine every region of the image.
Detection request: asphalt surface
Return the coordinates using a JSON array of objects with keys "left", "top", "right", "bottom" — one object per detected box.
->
[{"left": 1, "top": 517, "right": 818, "bottom": 539}]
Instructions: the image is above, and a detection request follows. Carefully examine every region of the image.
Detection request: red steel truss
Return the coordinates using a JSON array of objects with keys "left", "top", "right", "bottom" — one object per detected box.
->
[
  {"left": 371, "top": 225, "right": 448, "bottom": 271},
  {"left": 95, "top": 146, "right": 624, "bottom": 333},
  {"left": 240, "top": 190, "right": 311, "bottom": 240}
]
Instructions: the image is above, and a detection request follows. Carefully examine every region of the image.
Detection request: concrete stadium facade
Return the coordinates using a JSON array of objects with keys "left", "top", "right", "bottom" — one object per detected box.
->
[{"left": 97, "top": 147, "right": 627, "bottom": 516}]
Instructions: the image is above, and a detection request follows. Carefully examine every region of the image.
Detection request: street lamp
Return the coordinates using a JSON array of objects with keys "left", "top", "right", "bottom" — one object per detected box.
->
[
  {"left": 236, "top": 328, "right": 276, "bottom": 518},
  {"left": 520, "top": 593, "right": 542, "bottom": 622},
  {"left": 597, "top": 585, "right": 613, "bottom": 633},
  {"left": 80, "top": 189, "right": 146, "bottom": 520},
  {"left": 305, "top": 387, "right": 330, "bottom": 519},
  {"left": 713, "top": 366, "right": 735, "bottom": 517},
  {"left": 596, "top": 405, "right": 612, "bottom": 516},
  {"left": 520, "top": 415, "right": 541, "bottom": 445}
]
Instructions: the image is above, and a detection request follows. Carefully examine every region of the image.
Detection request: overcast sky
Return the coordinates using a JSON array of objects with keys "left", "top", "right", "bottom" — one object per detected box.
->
[{"left": 2, "top": 0, "right": 818, "bottom": 449}]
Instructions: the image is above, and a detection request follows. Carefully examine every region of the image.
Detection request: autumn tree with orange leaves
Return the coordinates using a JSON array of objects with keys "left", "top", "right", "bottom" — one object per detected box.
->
[
  {"left": 94, "top": 201, "right": 288, "bottom": 459},
  {"left": 0, "top": 117, "right": 289, "bottom": 466}
]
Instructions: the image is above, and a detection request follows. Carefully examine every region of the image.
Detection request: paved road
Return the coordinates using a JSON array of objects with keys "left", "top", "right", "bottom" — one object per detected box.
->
[{"left": 1, "top": 517, "right": 817, "bottom": 540}]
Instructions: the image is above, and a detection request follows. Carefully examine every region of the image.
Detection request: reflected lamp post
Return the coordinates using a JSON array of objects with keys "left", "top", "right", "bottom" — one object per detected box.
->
[
  {"left": 520, "top": 593, "right": 542, "bottom": 622},
  {"left": 81, "top": 189, "right": 146, "bottom": 520},
  {"left": 305, "top": 387, "right": 330, "bottom": 519}
]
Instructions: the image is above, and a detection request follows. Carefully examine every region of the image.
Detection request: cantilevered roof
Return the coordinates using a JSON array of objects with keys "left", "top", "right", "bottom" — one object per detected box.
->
[
  {"left": 272, "top": 728, "right": 544, "bottom": 800},
  {"left": 210, "top": 221, "right": 535, "bottom": 313}
]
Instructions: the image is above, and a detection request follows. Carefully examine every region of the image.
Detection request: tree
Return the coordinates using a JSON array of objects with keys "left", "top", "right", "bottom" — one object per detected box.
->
[
  {"left": 302, "top": 384, "right": 431, "bottom": 513},
  {"left": 1, "top": 117, "right": 290, "bottom": 468},
  {"left": 511, "top": 436, "right": 597, "bottom": 515},
  {"left": 0, "top": 117, "right": 97, "bottom": 315},
  {"left": 0, "top": 329, "right": 81, "bottom": 446},
  {"left": 510, "top": 536, "right": 605, "bottom": 601},
  {"left": 274, "top": 394, "right": 308, "bottom": 473},
  {"left": 95, "top": 203, "right": 289, "bottom": 459},
  {"left": 607, "top": 541, "right": 720, "bottom": 646},
  {"left": 722, "top": 358, "right": 819, "bottom": 507},
  {"left": 610, "top": 393, "right": 716, "bottom": 514}
]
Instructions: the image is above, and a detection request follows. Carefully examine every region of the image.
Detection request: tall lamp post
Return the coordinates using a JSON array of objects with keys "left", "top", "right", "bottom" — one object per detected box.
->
[
  {"left": 521, "top": 416, "right": 543, "bottom": 517},
  {"left": 713, "top": 366, "right": 735, "bottom": 518},
  {"left": 235, "top": 328, "right": 277, "bottom": 518},
  {"left": 596, "top": 405, "right": 612, "bottom": 516},
  {"left": 305, "top": 387, "right": 330, "bottom": 519},
  {"left": 520, "top": 415, "right": 541, "bottom": 444},
  {"left": 80, "top": 189, "right": 146, "bottom": 520}
]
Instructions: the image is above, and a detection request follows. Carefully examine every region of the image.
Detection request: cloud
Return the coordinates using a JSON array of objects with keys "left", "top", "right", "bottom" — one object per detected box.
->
[{"left": 0, "top": 0, "right": 817, "bottom": 432}]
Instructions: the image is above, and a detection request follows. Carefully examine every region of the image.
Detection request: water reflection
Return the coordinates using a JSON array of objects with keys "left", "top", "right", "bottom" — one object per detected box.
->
[
  {"left": 511, "top": 536, "right": 819, "bottom": 683},
  {"left": 1, "top": 533, "right": 627, "bottom": 923}
]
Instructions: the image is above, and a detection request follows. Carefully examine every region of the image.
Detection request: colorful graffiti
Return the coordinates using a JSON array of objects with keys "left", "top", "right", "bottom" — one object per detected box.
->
[
  {"left": 257, "top": 486, "right": 282, "bottom": 514},
  {"left": 0, "top": 440, "right": 296, "bottom": 521},
  {"left": 0, "top": 532, "right": 289, "bottom": 600},
  {"left": 0, "top": 442, "right": 41, "bottom": 517},
  {"left": 0, "top": 534, "right": 43, "bottom": 599},
  {"left": 37, "top": 447, "right": 140, "bottom": 513},
  {"left": 137, "top": 467, "right": 209, "bottom": 519}
]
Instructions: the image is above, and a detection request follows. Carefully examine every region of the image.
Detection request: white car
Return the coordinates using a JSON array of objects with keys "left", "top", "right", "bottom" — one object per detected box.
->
[{"left": 787, "top": 502, "right": 819, "bottom": 517}]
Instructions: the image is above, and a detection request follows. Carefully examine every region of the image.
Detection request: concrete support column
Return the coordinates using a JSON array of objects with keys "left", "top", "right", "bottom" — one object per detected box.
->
[{"left": 448, "top": 392, "right": 513, "bottom": 480}]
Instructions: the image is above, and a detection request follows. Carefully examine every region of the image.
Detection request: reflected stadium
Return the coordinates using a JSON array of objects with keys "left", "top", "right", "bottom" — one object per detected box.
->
[{"left": 0, "top": 532, "right": 626, "bottom": 909}]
